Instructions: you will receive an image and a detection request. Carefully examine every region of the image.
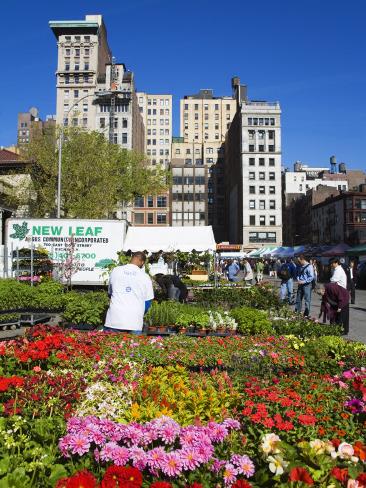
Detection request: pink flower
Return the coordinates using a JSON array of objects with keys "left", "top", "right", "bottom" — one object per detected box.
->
[
  {"left": 129, "top": 446, "right": 148, "bottom": 470},
  {"left": 195, "top": 442, "right": 214, "bottom": 463},
  {"left": 58, "top": 435, "right": 72, "bottom": 457},
  {"left": 100, "top": 441, "right": 119, "bottom": 462},
  {"left": 160, "top": 452, "right": 183, "bottom": 477},
  {"left": 223, "top": 419, "right": 241, "bottom": 430},
  {"left": 33, "top": 366, "right": 41, "bottom": 372},
  {"left": 211, "top": 458, "right": 226, "bottom": 474},
  {"left": 223, "top": 463, "right": 238, "bottom": 485},
  {"left": 159, "top": 425, "right": 178, "bottom": 444},
  {"left": 231, "top": 455, "right": 255, "bottom": 478},
  {"left": 179, "top": 448, "right": 202, "bottom": 471},
  {"left": 94, "top": 448, "right": 100, "bottom": 462},
  {"left": 111, "top": 446, "right": 130, "bottom": 466},
  {"left": 146, "top": 447, "right": 167, "bottom": 472},
  {"left": 68, "top": 434, "right": 91, "bottom": 456},
  {"left": 206, "top": 422, "right": 228, "bottom": 442}
]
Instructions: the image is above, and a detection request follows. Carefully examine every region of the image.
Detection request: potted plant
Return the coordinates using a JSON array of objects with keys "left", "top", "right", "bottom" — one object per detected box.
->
[
  {"left": 176, "top": 312, "right": 191, "bottom": 334},
  {"left": 195, "top": 311, "right": 209, "bottom": 336}
]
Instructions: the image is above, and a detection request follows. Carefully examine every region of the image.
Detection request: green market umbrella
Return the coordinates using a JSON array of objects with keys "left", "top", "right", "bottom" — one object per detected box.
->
[{"left": 346, "top": 244, "right": 366, "bottom": 256}]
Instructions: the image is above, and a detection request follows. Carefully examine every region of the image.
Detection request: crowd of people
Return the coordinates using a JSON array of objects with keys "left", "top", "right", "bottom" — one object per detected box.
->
[
  {"left": 220, "top": 254, "right": 358, "bottom": 336},
  {"left": 102, "top": 251, "right": 357, "bottom": 337},
  {"left": 275, "top": 255, "right": 357, "bottom": 335}
]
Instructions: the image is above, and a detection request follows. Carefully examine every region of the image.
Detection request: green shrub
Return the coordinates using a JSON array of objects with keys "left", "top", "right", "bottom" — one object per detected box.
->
[
  {"left": 0, "top": 279, "right": 29, "bottom": 310},
  {"left": 0, "top": 313, "right": 20, "bottom": 324},
  {"left": 301, "top": 336, "right": 366, "bottom": 374},
  {"left": 193, "top": 285, "right": 282, "bottom": 310},
  {"left": 62, "top": 291, "right": 109, "bottom": 326},
  {"left": 230, "top": 307, "right": 272, "bottom": 335},
  {"left": 29, "top": 280, "right": 65, "bottom": 311},
  {"left": 272, "top": 316, "right": 343, "bottom": 338},
  {"left": 145, "top": 301, "right": 185, "bottom": 327}
]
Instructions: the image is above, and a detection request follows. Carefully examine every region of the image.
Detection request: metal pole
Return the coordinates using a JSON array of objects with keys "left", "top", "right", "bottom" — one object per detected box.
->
[
  {"left": 56, "top": 93, "right": 96, "bottom": 219},
  {"left": 214, "top": 251, "right": 218, "bottom": 289},
  {"left": 10, "top": 242, "right": 13, "bottom": 278},
  {"left": 16, "top": 246, "right": 19, "bottom": 279},
  {"left": 57, "top": 127, "right": 63, "bottom": 218},
  {"left": 30, "top": 242, "right": 34, "bottom": 287}
]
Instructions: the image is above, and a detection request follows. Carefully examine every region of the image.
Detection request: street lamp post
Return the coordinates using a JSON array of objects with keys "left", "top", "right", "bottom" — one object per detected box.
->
[{"left": 56, "top": 92, "right": 97, "bottom": 218}]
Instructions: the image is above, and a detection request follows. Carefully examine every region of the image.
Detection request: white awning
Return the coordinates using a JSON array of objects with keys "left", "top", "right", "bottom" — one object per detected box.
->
[{"left": 123, "top": 226, "right": 216, "bottom": 253}]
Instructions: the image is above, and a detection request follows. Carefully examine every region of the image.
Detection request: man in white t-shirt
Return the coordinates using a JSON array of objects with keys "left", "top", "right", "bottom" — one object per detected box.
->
[
  {"left": 104, "top": 252, "right": 154, "bottom": 334},
  {"left": 329, "top": 257, "right": 347, "bottom": 289}
]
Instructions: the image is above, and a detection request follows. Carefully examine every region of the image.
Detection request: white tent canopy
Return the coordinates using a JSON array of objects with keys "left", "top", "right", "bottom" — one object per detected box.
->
[{"left": 123, "top": 226, "right": 216, "bottom": 253}]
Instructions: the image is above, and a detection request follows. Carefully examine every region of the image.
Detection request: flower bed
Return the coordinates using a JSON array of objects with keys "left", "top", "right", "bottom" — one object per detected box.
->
[{"left": 0, "top": 324, "right": 365, "bottom": 487}]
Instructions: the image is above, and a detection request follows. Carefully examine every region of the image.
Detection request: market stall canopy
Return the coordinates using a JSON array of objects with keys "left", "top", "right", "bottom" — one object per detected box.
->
[
  {"left": 219, "top": 252, "right": 247, "bottom": 258},
  {"left": 346, "top": 243, "right": 366, "bottom": 256},
  {"left": 123, "top": 226, "right": 216, "bottom": 253},
  {"left": 322, "top": 243, "right": 351, "bottom": 257},
  {"left": 249, "top": 246, "right": 278, "bottom": 257},
  {"left": 280, "top": 247, "right": 296, "bottom": 258},
  {"left": 269, "top": 247, "right": 286, "bottom": 257}
]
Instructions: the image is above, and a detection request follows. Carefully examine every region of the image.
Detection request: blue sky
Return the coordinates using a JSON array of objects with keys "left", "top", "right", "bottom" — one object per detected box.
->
[{"left": 1, "top": 0, "right": 365, "bottom": 170}]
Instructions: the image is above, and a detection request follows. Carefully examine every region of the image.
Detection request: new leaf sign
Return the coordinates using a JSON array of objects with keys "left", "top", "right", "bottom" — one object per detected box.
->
[{"left": 6, "top": 218, "right": 128, "bottom": 284}]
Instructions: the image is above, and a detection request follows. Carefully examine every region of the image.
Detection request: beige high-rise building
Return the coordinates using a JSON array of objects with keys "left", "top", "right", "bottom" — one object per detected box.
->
[
  {"left": 131, "top": 93, "right": 173, "bottom": 226},
  {"left": 95, "top": 64, "right": 144, "bottom": 152},
  {"left": 17, "top": 108, "right": 56, "bottom": 148},
  {"left": 50, "top": 15, "right": 111, "bottom": 131},
  {"left": 137, "top": 93, "right": 172, "bottom": 167},
  {"left": 180, "top": 89, "right": 236, "bottom": 143},
  {"left": 49, "top": 15, "right": 144, "bottom": 153},
  {"left": 171, "top": 89, "right": 235, "bottom": 240}
]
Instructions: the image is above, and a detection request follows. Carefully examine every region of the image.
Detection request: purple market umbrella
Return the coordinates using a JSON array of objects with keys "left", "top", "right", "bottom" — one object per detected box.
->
[{"left": 322, "top": 243, "right": 351, "bottom": 257}]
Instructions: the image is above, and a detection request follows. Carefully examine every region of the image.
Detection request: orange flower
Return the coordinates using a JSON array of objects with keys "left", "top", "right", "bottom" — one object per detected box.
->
[{"left": 354, "top": 441, "right": 366, "bottom": 461}]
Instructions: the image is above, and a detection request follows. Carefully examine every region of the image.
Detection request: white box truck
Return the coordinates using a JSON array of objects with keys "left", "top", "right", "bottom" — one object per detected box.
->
[{"left": 5, "top": 218, "right": 128, "bottom": 285}]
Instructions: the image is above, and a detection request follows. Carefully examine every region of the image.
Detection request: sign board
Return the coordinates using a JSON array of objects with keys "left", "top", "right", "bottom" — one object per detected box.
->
[
  {"left": 216, "top": 244, "right": 242, "bottom": 251},
  {"left": 6, "top": 218, "right": 128, "bottom": 284}
]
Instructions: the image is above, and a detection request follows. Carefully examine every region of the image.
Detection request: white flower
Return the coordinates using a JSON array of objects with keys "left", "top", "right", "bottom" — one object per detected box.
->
[
  {"left": 267, "top": 455, "right": 288, "bottom": 476},
  {"left": 310, "top": 439, "right": 334, "bottom": 455},
  {"left": 261, "top": 433, "right": 281, "bottom": 455},
  {"left": 338, "top": 442, "right": 355, "bottom": 460}
]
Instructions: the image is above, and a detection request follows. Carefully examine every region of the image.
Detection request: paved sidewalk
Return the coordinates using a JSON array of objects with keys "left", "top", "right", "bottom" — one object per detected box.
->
[{"left": 273, "top": 278, "right": 366, "bottom": 344}]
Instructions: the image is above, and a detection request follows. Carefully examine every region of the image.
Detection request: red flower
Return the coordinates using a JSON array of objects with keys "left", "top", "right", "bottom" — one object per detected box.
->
[
  {"left": 357, "top": 473, "right": 366, "bottom": 487},
  {"left": 101, "top": 466, "right": 143, "bottom": 488},
  {"left": 56, "top": 470, "right": 97, "bottom": 488},
  {"left": 331, "top": 438, "right": 341, "bottom": 449},
  {"left": 150, "top": 483, "right": 173, "bottom": 488},
  {"left": 330, "top": 467, "right": 349, "bottom": 486},
  {"left": 232, "top": 481, "right": 252, "bottom": 488},
  {"left": 186, "top": 484, "right": 203, "bottom": 488},
  {"left": 0, "top": 376, "right": 24, "bottom": 392},
  {"left": 297, "top": 414, "right": 317, "bottom": 426},
  {"left": 289, "top": 467, "right": 314, "bottom": 485}
]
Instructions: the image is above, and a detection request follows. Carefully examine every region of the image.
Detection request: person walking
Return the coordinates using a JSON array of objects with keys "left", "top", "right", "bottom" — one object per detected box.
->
[
  {"left": 269, "top": 260, "right": 275, "bottom": 277},
  {"left": 349, "top": 259, "right": 357, "bottom": 304},
  {"left": 243, "top": 259, "right": 254, "bottom": 285},
  {"left": 310, "top": 258, "right": 319, "bottom": 284},
  {"left": 294, "top": 255, "right": 314, "bottom": 317},
  {"left": 255, "top": 259, "right": 264, "bottom": 283},
  {"left": 227, "top": 260, "right": 240, "bottom": 282},
  {"left": 279, "top": 259, "right": 295, "bottom": 303},
  {"left": 104, "top": 252, "right": 154, "bottom": 334},
  {"left": 318, "top": 282, "right": 350, "bottom": 335},
  {"left": 274, "top": 259, "right": 282, "bottom": 279},
  {"left": 329, "top": 258, "right": 347, "bottom": 289}
]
